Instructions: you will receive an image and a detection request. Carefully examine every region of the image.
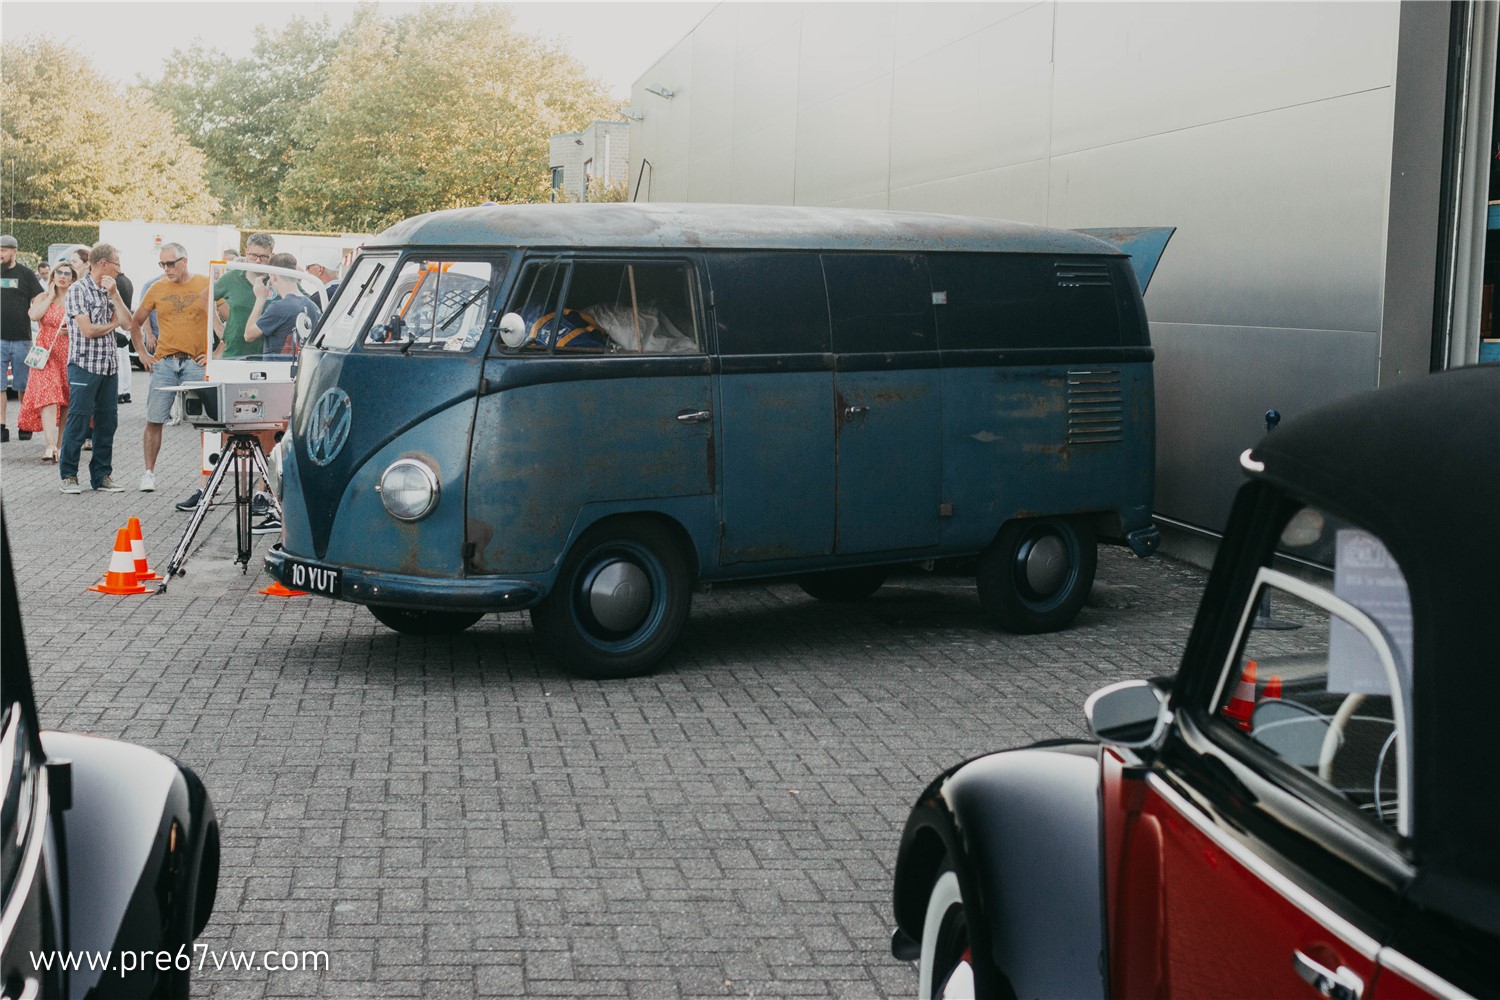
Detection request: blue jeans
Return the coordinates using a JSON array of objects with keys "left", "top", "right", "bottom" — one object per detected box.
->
[
  {"left": 59, "top": 364, "right": 119, "bottom": 488},
  {"left": 2, "top": 338, "right": 31, "bottom": 396}
]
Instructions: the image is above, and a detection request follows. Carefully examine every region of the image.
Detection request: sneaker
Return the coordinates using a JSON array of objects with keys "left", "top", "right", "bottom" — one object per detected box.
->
[
  {"left": 175, "top": 489, "right": 204, "bottom": 512},
  {"left": 17, "top": 430, "right": 31, "bottom": 440},
  {"left": 251, "top": 514, "right": 282, "bottom": 536},
  {"left": 118, "top": 394, "right": 131, "bottom": 404},
  {"left": 139, "top": 470, "right": 157, "bottom": 492},
  {"left": 251, "top": 492, "right": 270, "bottom": 516},
  {"left": 60, "top": 477, "right": 81, "bottom": 494},
  {"left": 0, "top": 426, "right": 8, "bottom": 443},
  {"left": 94, "top": 477, "right": 125, "bottom": 493}
]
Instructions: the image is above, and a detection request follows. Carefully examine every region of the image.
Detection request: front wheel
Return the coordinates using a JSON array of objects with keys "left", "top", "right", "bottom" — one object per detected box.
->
[
  {"left": 920, "top": 869, "right": 976, "bottom": 999},
  {"left": 369, "top": 605, "right": 484, "bottom": 635},
  {"left": 976, "top": 517, "right": 1096, "bottom": 634},
  {"left": 530, "top": 518, "right": 692, "bottom": 680}
]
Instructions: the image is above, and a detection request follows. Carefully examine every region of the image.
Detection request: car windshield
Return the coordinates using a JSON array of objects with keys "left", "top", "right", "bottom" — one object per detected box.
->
[
  {"left": 363, "top": 260, "right": 497, "bottom": 353},
  {"left": 314, "top": 255, "right": 395, "bottom": 352}
]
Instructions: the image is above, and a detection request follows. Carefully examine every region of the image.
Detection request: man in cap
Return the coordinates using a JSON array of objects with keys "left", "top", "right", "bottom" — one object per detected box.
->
[
  {"left": 1, "top": 235, "right": 44, "bottom": 441},
  {"left": 303, "top": 251, "right": 341, "bottom": 303}
]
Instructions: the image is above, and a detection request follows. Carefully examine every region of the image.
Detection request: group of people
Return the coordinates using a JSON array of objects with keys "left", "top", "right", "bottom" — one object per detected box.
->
[{"left": 1, "top": 233, "right": 330, "bottom": 532}]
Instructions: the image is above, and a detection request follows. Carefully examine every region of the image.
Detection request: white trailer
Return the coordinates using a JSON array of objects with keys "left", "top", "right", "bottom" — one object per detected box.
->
[{"left": 98, "top": 221, "right": 243, "bottom": 297}]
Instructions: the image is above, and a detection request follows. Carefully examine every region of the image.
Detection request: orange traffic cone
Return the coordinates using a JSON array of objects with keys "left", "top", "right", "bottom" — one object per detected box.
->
[
  {"left": 125, "top": 517, "right": 160, "bottom": 581},
  {"left": 1222, "top": 659, "right": 1258, "bottom": 731},
  {"left": 1262, "top": 674, "right": 1282, "bottom": 701},
  {"left": 258, "top": 580, "right": 308, "bottom": 597},
  {"left": 89, "top": 528, "right": 149, "bottom": 595}
]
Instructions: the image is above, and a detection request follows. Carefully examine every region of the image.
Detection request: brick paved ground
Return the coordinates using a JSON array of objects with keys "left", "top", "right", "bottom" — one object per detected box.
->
[{"left": 4, "top": 372, "right": 1210, "bottom": 998}]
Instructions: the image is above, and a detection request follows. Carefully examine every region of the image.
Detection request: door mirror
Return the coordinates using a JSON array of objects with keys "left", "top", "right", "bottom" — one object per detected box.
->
[
  {"left": 498, "top": 312, "right": 528, "bottom": 348},
  {"left": 1085, "top": 679, "right": 1169, "bottom": 749}
]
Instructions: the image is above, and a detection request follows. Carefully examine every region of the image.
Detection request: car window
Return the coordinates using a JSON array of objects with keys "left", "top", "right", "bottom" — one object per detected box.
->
[
  {"left": 1212, "top": 507, "right": 1413, "bottom": 836},
  {"left": 497, "top": 259, "right": 702, "bottom": 356},
  {"left": 363, "top": 260, "right": 498, "bottom": 353}
]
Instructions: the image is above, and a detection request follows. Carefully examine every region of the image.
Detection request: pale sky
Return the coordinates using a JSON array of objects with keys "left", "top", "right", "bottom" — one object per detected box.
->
[{"left": 1, "top": 1, "right": 717, "bottom": 100}]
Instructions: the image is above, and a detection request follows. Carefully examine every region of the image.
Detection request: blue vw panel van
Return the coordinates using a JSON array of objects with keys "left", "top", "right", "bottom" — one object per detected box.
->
[{"left": 266, "top": 204, "right": 1171, "bottom": 678}]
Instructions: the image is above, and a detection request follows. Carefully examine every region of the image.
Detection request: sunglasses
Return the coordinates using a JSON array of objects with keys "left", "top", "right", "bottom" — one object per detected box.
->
[
  {"left": 54, "top": 271, "right": 75, "bottom": 279},
  {"left": 159, "top": 258, "right": 185, "bottom": 268}
]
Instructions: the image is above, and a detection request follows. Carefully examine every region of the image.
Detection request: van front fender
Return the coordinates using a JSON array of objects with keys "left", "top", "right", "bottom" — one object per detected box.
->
[{"left": 892, "top": 741, "right": 1106, "bottom": 1000}]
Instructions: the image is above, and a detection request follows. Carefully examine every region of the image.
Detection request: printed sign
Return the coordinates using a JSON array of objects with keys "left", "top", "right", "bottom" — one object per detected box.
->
[{"left": 1328, "top": 529, "right": 1413, "bottom": 695}]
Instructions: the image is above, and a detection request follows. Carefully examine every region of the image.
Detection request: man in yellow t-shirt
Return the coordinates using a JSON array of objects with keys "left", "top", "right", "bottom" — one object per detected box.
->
[{"left": 131, "top": 243, "right": 210, "bottom": 493}]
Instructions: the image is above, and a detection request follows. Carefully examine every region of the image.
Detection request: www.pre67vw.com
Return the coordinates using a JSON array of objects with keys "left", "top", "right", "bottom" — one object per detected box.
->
[{"left": 32, "top": 944, "right": 330, "bottom": 976}]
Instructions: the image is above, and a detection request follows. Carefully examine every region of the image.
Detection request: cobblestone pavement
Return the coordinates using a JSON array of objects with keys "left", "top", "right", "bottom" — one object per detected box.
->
[{"left": 4, "top": 372, "right": 1210, "bottom": 999}]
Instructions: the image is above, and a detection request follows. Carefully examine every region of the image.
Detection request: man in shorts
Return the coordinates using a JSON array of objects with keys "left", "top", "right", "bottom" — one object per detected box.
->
[{"left": 131, "top": 243, "right": 210, "bottom": 492}]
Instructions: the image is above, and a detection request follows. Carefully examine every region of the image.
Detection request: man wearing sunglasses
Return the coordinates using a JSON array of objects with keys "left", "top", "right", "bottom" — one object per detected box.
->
[{"left": 132, "top": 243, "right": 210, "bottom": 493}]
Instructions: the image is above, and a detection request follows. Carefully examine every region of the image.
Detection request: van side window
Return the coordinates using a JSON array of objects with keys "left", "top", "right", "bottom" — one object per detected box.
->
[
  {"left": 708, "top": 253, "right": 830, "bottom": 355},
  {"left": 500, "top": 260, "right": 702, "bottom": 355},
  {"left": 929, "top": 254, "right": 1122, "bottom": 350},
  {"left": 363, "top": 260, "right": 498, "bottom": 352},
  {"left": 823, "top": 253, "right": 935, "bottom": 354}
]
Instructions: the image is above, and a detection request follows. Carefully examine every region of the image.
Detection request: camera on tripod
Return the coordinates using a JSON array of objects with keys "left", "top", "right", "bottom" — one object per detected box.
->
[{"left": 172, "top": 368, "right": 295, "bottom": 433}]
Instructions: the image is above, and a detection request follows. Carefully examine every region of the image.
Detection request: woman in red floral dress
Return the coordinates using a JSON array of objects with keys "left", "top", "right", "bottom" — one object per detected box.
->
[{"left": 18, "top": 263, "right": 75, "bottom": 462}]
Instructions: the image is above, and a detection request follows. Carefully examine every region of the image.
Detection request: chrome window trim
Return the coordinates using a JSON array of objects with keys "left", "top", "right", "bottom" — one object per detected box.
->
[
  {"left": 1208, "top": 566, "right": 1411, "bottom": 836},
  {"left": 1375, "top": 946, "right": 1473, "bottom": 999},
  {"left": 0, "top": 765, "right": 50, "bottom": 944},
  {"left": 1145, "top": 771, "right": 1381, "bottom": 960}
]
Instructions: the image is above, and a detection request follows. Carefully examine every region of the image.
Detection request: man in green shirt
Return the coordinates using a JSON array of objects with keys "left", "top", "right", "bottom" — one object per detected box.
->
[{"left": 214, "top": 233, "right": 273, "bottom": 357}]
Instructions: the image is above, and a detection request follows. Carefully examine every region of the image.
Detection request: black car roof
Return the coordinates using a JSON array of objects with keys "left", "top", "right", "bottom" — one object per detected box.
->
[
  {"left": 368, "top": 202, "right": 1123, "bottom": 256},
  {"left": 1246, "top": 365, "right": 1500, "bottom": 907}
]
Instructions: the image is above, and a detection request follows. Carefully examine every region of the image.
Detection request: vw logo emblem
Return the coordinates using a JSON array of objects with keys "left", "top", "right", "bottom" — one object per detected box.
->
[{"left": 306, "top": 387, "right": 352, "bottom": 466}]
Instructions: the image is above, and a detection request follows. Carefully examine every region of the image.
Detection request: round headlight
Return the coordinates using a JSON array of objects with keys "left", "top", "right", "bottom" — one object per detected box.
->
[{"left": 377, "top": 459, "right": 440, "bottom": 521}]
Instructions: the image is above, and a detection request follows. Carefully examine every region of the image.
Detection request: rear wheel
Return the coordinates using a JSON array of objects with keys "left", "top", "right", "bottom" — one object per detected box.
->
[
  {"left": 976, "top": 517, "right": 1096, "bottom": 633},
  {"left": 920, "top": 869, "right": 976, "bottom": 999},
  {"left": 368, "top": 605, "right": 484, "bottom": 635},
  {"left": 797, "top": 566, "right": 889, "bottom": 602},
  {"left": 531, "top": 518, "right": 691, "bottom": 679}
]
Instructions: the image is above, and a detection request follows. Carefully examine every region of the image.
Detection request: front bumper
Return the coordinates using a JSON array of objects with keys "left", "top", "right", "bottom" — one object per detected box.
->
[{"left": 264, "top": 545, "right": 544, "bottom": 612}]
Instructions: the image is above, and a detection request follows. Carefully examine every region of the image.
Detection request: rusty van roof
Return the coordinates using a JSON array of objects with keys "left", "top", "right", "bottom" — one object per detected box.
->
[{"left": 369, "top": 203, "right": 1123, "bottom": 256}]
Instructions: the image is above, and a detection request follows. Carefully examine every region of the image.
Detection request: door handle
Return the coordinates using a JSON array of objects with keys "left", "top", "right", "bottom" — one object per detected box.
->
[
  {"left": 676, "top": 409, "right": 712, "bottom": 424},
  {"left": 844, "top": 404, "right": 869, "bottom": 419},
  {"left": 1292, "top": 950, "right": 1363, "bottom": 1000}
]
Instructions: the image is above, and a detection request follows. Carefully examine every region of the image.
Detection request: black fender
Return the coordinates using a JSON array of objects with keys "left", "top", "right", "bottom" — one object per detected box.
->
[
  {"left": 41, "top": 731, "right": 219, "bottom": 1000},
  {"left": 891, "top": 740, "right": 1106, "bottom": 1000}
]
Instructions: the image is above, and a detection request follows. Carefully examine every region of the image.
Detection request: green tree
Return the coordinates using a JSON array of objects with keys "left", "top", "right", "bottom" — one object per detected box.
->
[
  {"left": 276, "top": 5, "right": 621, "bottom": 231},
  {"left": 1, "top": 38, "right": 219, "bottom": 223},
  {"left": 149, "top": 16, "right": 337, "bottom": 225}
]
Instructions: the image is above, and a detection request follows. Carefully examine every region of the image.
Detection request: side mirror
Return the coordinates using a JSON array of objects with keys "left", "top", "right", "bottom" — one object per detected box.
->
[
  {"left": 1084, "top": 679, "right": 1170, "bottom": 749},
  {"left": 497, "top": 312, "right": 528, "bottom": 348}
]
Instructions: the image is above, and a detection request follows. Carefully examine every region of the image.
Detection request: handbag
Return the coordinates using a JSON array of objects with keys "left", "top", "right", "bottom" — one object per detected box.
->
[
  {"left": 23, "top": 310, "right": 64, "bottom": 369},
  {"left": 22, "top": 341, "right": 49, "bottom": 370}
]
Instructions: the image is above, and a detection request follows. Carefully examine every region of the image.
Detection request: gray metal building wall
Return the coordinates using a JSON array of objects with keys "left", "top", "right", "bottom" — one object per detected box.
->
[{"left": 625, "top": 2, "right": 1470, "bottom": 539}]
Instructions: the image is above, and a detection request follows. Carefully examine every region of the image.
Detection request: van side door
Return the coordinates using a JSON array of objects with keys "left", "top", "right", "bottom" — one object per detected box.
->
[
  {"left": 706, "top": 253, "right": 835, "bottom": 565},
  {"left": 824, "top": 253, "right": 942, "bottom": 555},
  {"left": 470, "top": 256, "right": 714, "bottom": 575}
]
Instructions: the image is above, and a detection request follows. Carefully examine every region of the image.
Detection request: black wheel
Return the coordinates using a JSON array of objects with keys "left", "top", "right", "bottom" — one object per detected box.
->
[
  {"left": 368, "top": 605, "right": 484, "bottom": 635},
  {"left": 920, "top": 867, "right": 975, "bottom": 999},
  {"left": 798, "top": 566, "right": 889, "bottom": 602},
  {"left": 530, "top": 518, "right": 691, "bottom": 679},
  {"left": 976, "top": 517, "right": 1096, "bottom": 633}
]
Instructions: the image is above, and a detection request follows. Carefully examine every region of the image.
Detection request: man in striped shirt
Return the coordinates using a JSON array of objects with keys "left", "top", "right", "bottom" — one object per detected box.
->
[{"left": 59, "top": 243, "right": 134, "bottom": 494}]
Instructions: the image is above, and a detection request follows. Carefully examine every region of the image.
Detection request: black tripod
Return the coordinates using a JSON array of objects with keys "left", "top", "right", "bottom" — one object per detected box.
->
[{"left": 156, "top": 433, "right": 282, "bottom": 593}]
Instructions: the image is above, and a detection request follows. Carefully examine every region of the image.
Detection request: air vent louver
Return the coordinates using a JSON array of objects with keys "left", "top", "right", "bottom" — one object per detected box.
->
[
  {"left": 1055, "top": 263, "right": 1111, "bottom": 288},
  {"left": 1067, "top": 369, "right": 1124, "bottom": 444}
]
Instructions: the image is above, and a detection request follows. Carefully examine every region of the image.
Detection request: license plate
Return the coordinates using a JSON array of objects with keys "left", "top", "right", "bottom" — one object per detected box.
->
[{"left": 286, "top": 558, "right": 341, "bottom": 597}]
